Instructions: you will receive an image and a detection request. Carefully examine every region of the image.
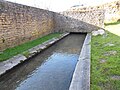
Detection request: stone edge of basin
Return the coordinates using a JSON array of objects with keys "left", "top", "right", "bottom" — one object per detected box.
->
[
  {"left": 0, "top": 33, "right": 69, "bottom": 76},
  {"left": 69, "top": 33, "right": 91, "bottom": 90}
]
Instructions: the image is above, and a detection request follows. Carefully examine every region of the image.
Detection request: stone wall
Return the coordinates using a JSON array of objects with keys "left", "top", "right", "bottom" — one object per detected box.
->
[
  {"left": 54, "top": 10, "right": 104, "bottom": 33},
  {"left": 0, "top": 0, "right": 55, "bottom": 51},
  {"left": 62, "top": 10, "right": 105, "bottom": 28},
  {"left": 103, "top": 0, "right": 120, "bottom": 22},
  {"left": 68, "top": 0, "right": 120, "bottom": 22},
  {"left": 0, "top": 0, "right": 105, "bottom": 51}
]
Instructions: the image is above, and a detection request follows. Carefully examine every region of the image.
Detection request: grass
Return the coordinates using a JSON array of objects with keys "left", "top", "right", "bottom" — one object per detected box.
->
[
  {"left": 104, "top": 21, "right": 120, "bottom": 26},
  {"left": 105, "top": 21, "right": 120, "bottom": 36},
  {"left": 91, "top": 22, "right": 120, "bottom": 90},
  {"left": 0, "top": 33, "right": 61, "bottom": 61}
]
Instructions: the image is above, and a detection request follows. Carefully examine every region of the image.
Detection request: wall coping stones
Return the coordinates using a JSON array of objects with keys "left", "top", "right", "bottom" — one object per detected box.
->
[
  {"left": 0, "top": 33, "right": 69, "bottom": 76},
  {"left": 69, "top": 33, "right": 91, "bottom": 90}
]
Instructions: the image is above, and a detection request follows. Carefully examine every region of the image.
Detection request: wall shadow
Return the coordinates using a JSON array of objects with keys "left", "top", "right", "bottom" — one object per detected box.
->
[{"left": 53, "top": 12, "right": 105, "bottom": 33}]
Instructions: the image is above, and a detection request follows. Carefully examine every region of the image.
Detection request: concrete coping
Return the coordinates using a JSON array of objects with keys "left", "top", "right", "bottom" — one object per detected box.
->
[
  {"left": 69, "top": 33, "right": 91, "bottom": 90},
  {"left": 0, "top": 33, "right": 69, "bottom": 76}
]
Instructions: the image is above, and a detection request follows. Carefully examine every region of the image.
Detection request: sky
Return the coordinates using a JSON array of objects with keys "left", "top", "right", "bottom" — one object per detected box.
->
[{"left": 6, "top": 0, "right": 117, "bottom": 12}]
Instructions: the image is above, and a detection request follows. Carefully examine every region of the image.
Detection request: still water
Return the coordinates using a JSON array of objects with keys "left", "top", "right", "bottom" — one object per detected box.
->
[{"left": 0, "top": 34, "right": 86, "bottom": 90}]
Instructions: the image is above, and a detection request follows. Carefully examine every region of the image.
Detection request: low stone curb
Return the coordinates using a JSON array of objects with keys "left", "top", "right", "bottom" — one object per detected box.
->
[
  {"left": 69, "top": 33, "right": 91, "bottom": 90},
  {"left": 0, "top": 33, "right": 69, "bottom": 76}
]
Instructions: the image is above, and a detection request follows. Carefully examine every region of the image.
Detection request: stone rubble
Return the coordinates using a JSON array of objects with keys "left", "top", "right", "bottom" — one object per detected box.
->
[
  {"left": 104, "top": 43, "right": 115, "bottom": 47},
  {"left": 100, "top": 59, "right": 106, "bottom": 63},
  {"left": 104, "top": 51, "right": 117, "bottom": 56},
  {"left": 92, "top": 29, "right": 105, "bottom": 36},
  {"left": 111, "top": 75, "right": 120, "bottom": 80}
]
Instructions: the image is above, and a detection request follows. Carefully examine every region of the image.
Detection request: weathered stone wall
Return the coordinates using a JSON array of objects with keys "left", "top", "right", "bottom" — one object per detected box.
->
[
  {"left": 54, "top": 10, "right": 104, "bottom": 33},
  {"left": 62, "top": 10, "right": 105, "bottom": 28},
  {"left": 103, "top": 0, "right": 120, "bottom": 22},
  {"left": 0, "top": 0, "right": 105, "bottom": 51},
  {"left": 0, "top": 0, "right": 54, "bottom": 51},
  {"left": 68, "top": 0, "right": 120, "bottom": 22}
]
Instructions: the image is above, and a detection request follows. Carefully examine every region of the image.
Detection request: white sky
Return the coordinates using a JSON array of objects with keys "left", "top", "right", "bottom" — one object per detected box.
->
[{"left": 6, "top": 0, "right": 117, "bottom": 12}]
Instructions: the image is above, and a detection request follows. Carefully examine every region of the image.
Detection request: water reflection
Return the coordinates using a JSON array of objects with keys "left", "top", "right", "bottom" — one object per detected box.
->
[
  {"left": 16, "top": 53, "right": 78, "bottom": 90},
  {"left": 0, "top": 34, "right": 86, "bottom": 90}
]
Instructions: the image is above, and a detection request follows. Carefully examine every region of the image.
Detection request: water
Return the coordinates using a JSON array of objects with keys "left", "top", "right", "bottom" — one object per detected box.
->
[{"left": 0, "top": 34, "right": 86, "bottom": 90}]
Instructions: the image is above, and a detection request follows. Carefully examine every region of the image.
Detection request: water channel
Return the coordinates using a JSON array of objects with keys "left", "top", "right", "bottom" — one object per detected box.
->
[{"left": 0, "top": 33, "right": 86, "bottom": 90}]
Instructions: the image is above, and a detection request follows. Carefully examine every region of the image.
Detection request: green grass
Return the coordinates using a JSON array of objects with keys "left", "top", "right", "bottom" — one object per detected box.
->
[
  {"left": 104, "top": 21, "right": 120, "bottom": 26},
  {"left": 91, "top": 22, "right": 120, "bottom": 90},
  {"left": 0, "top": 33, "right": 61, "bottom": 61}
]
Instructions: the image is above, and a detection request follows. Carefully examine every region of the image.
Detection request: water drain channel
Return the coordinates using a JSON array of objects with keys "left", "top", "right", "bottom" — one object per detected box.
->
[{"left": 0, "top": 33, "right": 86, "bottom": 90}]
